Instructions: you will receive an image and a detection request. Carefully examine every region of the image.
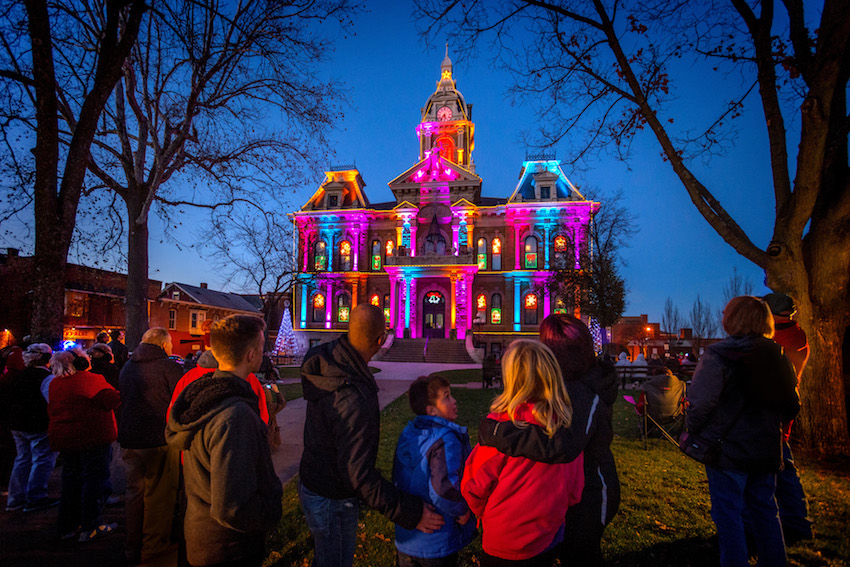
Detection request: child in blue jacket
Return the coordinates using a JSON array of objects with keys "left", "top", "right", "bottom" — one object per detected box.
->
[{"left": 393, "top": 375, "right": 475, "bottom": 567}]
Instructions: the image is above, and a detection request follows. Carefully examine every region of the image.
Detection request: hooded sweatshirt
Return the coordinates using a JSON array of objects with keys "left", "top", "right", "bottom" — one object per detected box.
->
[
  {"left": 300, "top": 335, "right": 422, "bottom": 530},
  {"left": 687, "top": 335, "right": 799, "bottom": 473},
  {"left": 165, "top": 371, "right": 282, "bottom": 566}
]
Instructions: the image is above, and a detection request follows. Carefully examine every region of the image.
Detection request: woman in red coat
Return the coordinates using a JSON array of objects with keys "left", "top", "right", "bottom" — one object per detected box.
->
[{"left": 48, "top": 349, "right": 121, "bottom": 542}]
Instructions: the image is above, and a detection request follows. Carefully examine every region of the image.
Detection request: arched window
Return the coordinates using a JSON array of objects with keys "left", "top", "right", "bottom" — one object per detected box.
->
[
  {"left": 436, "top": 136, "right": 455, "bottom": 161},
  {"left": 384, "top": 240, "right": 394, "bottom": 265},
  {"left": 477, "top": 237, "right": 488, "bottom": 270},
  {"left": 314, "top": 240, "right": 327, "bottom": 271},
  {"left": 553, "top": 235, "right": 569, "bottom": 269},
  {"left": 490, "top": 293, "right": 502, "bottom": 324},
  {"left": 492, "top": 238, "right": 502, "bottom": 270},
  {"left": 524, "top": 292, "right": 539, "bottom": 325},
  {"left": 524, "top": 236, "right": 538, "bottom": 269},
  {"left": 370, "top": 293, "right": 380, "bottom": 306},
  {"left": 554, "top": 295, "right": 568, "bottom": 315},
  {"left": 337, "top": 294, "right": 350, "bottom": 323},
  {"left": 383, "top": 294, "right": 391, "bottom": 324},
  {"left": 371, "top": 240, "right": 381, "bottom": 270},
  {"left": 339, "top": 240, "right": 352, "bottom": 271},
  {"left": 311, "top": 293, "right": 325, "bottom": 323},
  {"left": 458, "top": 220, "right": 468, "bottom": 248},
  {"left": 476, "top": 294, "right": 487, "bottom": 319},
  {"left": 402, "top": 222, "right": 411, "bottom": 249}
]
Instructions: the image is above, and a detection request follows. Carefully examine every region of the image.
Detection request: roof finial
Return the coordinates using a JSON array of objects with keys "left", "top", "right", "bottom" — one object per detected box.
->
[{"left": 445, "top": 42, "right": 448, "bottom": 58}]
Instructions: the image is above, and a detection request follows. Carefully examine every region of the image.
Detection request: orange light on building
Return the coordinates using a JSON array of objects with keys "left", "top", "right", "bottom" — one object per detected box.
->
[
  {"left": 340, "top": 241, "right": 351, "bottom": 255},
  {"left": 370, "top": 294, "right": 380, "bottom": 306},
  {"left": 525, "top": 294, "right": 537, "bottom": 308},
  {"left": 313, "top": 294, "right": 325, "bottom": 308},
  {"left": 385, "top": 240, "right": 394, "bottom": 255},
  {"left": 477, "top": 294, "right": 486, "bottom": 310},
  {"left": 492, "top": 238, "right": 501, "bottom": 254},
  {"left": 555, "top": 235, "right": 567, "bottom": 251}
]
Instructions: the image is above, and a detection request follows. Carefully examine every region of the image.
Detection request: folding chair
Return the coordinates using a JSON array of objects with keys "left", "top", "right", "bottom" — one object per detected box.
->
[{"left": 624, "top": 370, "right": 687, "bottom": 449}]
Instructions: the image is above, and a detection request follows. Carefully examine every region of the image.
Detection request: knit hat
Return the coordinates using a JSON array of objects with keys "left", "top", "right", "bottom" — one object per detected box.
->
[
  {"left": 763, "top": 293, "right": 794, "bottom": 315},
  {"left": 23, "top": 343, "right": 52, "bottom": 366}
]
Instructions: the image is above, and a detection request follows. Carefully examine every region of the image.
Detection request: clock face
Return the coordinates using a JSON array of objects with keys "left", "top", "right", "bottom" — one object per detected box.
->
[{"left": 437, "top": 106, "right": 453, "bottom": 121}]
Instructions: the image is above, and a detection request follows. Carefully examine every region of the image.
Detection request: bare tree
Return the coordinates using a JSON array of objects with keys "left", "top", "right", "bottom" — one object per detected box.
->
[
  {"left": 414, "top": 0, "right": 850, "bottom": 453},
  {"left": 203, "top": 208, "right": 296, "bottom": 349},
  {"left": 719, "top": 265, "right": 756, "bottom": 327},
  {"left": 82, "top": 0, "right": 355, "bottom": 348},
  {"left": 690, "top": 294, "right": 717, "bottom": 356},
  {"left": 0, "top": 0, "right": 146, "bottom": 344},
  {"left": 661, "top": 296, "right": 682, "bottom": 336}
]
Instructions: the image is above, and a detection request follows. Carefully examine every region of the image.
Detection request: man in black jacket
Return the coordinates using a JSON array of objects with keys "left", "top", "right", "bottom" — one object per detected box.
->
[
  {"left": 118, "top": 328, "right": 183, "bottom": 564},
  {"left": 108, "top": 329, "right": 129, "bottom": 369},
  {"left": 299, "top": 304, "right": 443, "bottom": 567}
]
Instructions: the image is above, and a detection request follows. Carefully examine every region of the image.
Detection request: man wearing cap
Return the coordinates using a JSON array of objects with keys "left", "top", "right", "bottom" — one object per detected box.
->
[
  {"left": 763, "top": 292, "right": 814, "bottom": 545},
  {"left": 2, "top": 343, "right": 59, "bottom": 512}
]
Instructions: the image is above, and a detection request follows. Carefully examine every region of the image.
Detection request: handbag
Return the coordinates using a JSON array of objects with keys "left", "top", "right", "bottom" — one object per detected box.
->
[{"left": 678, "top": 430, "right": 723, "bottom": 465}]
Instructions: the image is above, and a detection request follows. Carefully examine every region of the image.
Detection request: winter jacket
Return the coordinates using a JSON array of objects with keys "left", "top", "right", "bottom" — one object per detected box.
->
[
  {"left": 90, "top": 358, "right": 119, "bottom": 391},
  {"left": 462, "top": 403, "right": 585, "bottom": 560},
  {"left": 169, "top": 367, "right": 269, "bottom": 425},
  {"left": 300, "top": 335, "right": 422, "bottom": 530},
  {"left": 3, "top": 366, "right": 51, "bottom": 432},
  {"left": 165, "top": 371, "right": 282, "bottom": 566},
  {"left": 118, "top": 343, "right": 183, "bottom": 449},
  {"left": 108, "top": 339, "right": 128, "bottom": 369},
  {"left": 477, "top": 362, "right": 620, "bottom": 529},
  {"left": 48, "top": 370, "right": 120, "bottom": 451},
  {"left": 393, "top": 416, "right": 476, "bottom": 558},
  {"left": 687, "top": 335, "right": 799, "bottom": 473}
]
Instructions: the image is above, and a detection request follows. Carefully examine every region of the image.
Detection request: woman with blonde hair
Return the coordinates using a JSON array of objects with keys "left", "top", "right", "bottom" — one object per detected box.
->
[
  {"left": 688, "top": 296, "right": 799, "bottom": 566},
  {"left": 461, "top": 340, "right": 584, "bottom": 566}
]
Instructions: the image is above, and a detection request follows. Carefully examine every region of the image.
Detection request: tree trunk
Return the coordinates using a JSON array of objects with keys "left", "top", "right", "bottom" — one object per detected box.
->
[
  {"left": 125, "top": 199, "right": 150, "bottom": 350},
  {"left": 30, "top": 227, "right": 68, "bottom": 346}
]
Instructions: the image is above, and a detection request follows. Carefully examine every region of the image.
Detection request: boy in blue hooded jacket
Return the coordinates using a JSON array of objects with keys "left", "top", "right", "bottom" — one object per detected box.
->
[{"left": 393, "top": 375, "right": 475, "bottom": 566}]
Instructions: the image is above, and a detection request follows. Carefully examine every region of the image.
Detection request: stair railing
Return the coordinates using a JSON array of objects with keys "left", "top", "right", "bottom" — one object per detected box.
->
[{"left": 423, "top": 336, "right": 429, "bottom": 362}]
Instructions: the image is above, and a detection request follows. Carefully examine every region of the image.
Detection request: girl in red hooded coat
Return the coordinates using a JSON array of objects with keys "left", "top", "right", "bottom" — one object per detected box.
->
[{"left": 461, "top": 339, "right": 584, "bottom": 567}]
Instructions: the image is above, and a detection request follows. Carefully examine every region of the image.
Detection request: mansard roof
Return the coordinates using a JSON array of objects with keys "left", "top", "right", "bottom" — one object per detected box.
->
[
  {"left": 301, "top": 168, "right": 369, "bottom": 211},
  {"left": 507, "top": 159, "right": 586, "bottom": 204}
]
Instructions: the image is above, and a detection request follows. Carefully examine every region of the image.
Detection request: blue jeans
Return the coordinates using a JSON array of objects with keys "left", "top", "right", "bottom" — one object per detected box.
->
[
  {"left": 775, "top": 441, "right": 813, "bottom": 539},
  {"left": 299, "top": 482, "right": 360, "bottom": 567},
  {"left": 7, "top": 430, "right": 57, "bottom": 507},
  {"left": 705, "top": 466, "right": 786, "bottom": 567}
]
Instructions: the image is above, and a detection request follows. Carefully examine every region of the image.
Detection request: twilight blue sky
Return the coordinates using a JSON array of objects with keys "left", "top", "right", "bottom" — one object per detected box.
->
[{"left": 148, "top": 0, "right": 785, "bottom": 326}]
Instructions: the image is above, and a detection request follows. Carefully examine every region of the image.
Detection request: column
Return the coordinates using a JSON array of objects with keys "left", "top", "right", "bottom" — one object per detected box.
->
[
  {"left": 514, "top": 223, "right": 521, "bottom": 270},
  {"left": 466, "top": 223, "right": 474, "bottom": 251},
  {"left": 452, "top": 222, "right": 460, "bottom": 256},
  {"left": 325, "top": 281, "right": 333, "bottom": 329},
  {"left": 326, "top": 231, "right": 334, "bottom": 272},
  {"left": 396, "top": 226, "right": 403, "bottom": 247},
  {"left": 410, "top": 279, "right": 418, "bottom": 337},
  {"left": 450, "top": 276, "right": 457, "bottom": 333},
  {"left": 302, "top": 230, "right": 311, "bottom": 271},
  {"left": 544, "top": 224, "right": 551, "bottom": 270},
  {"left": 300, "top": 282, "right": 308, "bottom": 329},
  {"left": 544, "top": 285, "right": 551, "bottom": 316},
  {"left": 463, "top": 274, "right": 473, "bottom": 340},
  {"left": 410, "top": 226, "right": 418, "bottom": 256},
  {"left": 351, "top": 279, "right": 358, "bottom": 308},
  {"left": 513, "top": 279, "right": 521, "bottom": 332},
  {"left": 404, "top": 277, "right": 411, "bottom": 334},
  {"left": 574, "top": 225, "right": 581, "bottom": 269}
]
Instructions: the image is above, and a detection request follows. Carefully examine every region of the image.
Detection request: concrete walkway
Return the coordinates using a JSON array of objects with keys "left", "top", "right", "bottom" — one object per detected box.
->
[{"left": 271, "top": 360, "right": 481, "bottom": 484}]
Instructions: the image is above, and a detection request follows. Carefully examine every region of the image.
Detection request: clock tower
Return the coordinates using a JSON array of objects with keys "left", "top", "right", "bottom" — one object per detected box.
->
[{"left": 418, "top": 47, "right": 475, "bottom": 172}]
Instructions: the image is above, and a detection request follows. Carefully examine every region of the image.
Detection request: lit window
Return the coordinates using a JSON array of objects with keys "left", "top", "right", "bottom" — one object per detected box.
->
[
  {"left": 402, "top": 222, "right": 411, "bottom": 248},
  {"left": 459, "top": 220, "right": 468, "bottom": 247},
  {"left": 190, "top": 310, "right": 206, "bottom": 333},
  {"left": 313, "top": 294, "right": 325, "bottom": 308},
  {"left": 383, "top": 294, "right": 391, "bottom": 324},
  {"left": 490, "top": 294, "right": 502, "bottom": 324},
  {"left": 315, "top": 240, "right": 327, "bottom": 271},
  {"left": 339, "top": 240, "right": 352, "bottom": 271},
  {"left": 477, "top": 238, "right": 487, "bottom": 270},
  {"left": 384, "top": 240, "right": 394, "bottom": 265},
  {"left": 168, "top": 309, "right": 176, "bottom": 330},
  {"left": 492, "top": 238, "right": 502, "bottom": 270},
  {"left": 524, "top": 236, "right": 538, "bottom": 269},
  {"left": 370, "top": 294, "right": 380, "bottom": 306},
  {"left": 524, "top": 293, "right": 538, "bottom": 325},
  {"left": 312, "top": 293, "right": 325, "bottom": 323},
  {"left": 554, "top": 296, "right": 567, "bottom": 315},
  {"left": 371, "top": 240, "right": 381, "bottom": 271},
  {"left": 554, "top": 235, "right": 568, "bottom": 269}
]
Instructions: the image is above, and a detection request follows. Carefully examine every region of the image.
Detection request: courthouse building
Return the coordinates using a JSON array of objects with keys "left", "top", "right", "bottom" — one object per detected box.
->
[{"left": 289, "top": 53, "right": 600, "bottom": 357}]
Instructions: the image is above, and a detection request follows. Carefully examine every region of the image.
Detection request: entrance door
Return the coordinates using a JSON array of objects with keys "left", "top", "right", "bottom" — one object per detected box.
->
[{"left": 422, "top": 291, "right": 445, "bottom": 338}]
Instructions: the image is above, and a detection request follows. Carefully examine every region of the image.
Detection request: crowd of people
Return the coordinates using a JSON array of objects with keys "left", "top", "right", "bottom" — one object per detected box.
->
[{"left": 0, "top": 292, "right": 811, "bottom": 567}]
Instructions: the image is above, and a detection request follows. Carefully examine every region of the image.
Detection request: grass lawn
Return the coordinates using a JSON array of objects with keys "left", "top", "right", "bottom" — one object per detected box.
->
[
  {"left": 263, "top": 387, "right": 850, "bottom": 567},
  {"left": 427, "top": 368, "right": 485, "bottom": 385}
]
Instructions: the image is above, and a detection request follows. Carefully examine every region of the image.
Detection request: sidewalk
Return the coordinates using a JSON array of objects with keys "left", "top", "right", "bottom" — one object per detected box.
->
[{"left": 0, "top": 361, "right": 481, "bottom": 567}]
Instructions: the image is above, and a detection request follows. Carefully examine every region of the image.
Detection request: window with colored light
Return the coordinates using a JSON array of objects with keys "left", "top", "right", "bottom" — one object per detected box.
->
[
  {"left": 554, "top": 235, "right": 568, "bottom": 269},
  {"left": 370, "top": 294, "right": 380, "bottom": 306},
  {"left": 384, "top": 240, "right": 394, "bottom": 265},
  {"left": 524, "top": 236, "right": 538, "bottom": 269},
  {"left": 492, "top": 238, "right": 502, "bottom": 270},
  {"left": 312, "top": 293, "right": 325, "bottom": 323},
  {"left": 314, "top": 240, "right": 327, "bottom": 271},
  {"left": 554, "top": 296, "right": 567, "bottom": 315},
  {"left": 490, "top": 294, "right": 502, "bottom": 324},
  {"left": 524, "top": 292, "right": 539, "bottom": 325},
  {"left": 371, "top": 240, "right": 381, "bottom": 271},
  {"left": 339, "top": 240, "right": 352, "bottom": 271},
  {"left": 337, "top": 294, "right": 350, "bottom": 323},
  {"left": 402, "top": 222, "right": 411, "bottom": 249},
  {"left": 477, "top": 237, "right": 487, "bottom": 270},
  {"left": 383, "top": 294, "right": 391, "bottom": 324},
  {"left": 477, "top": 294, "right": 487, "bottom": 317},
  {"left": 458, "top": 220, "right": 468, "bottom": 247}
]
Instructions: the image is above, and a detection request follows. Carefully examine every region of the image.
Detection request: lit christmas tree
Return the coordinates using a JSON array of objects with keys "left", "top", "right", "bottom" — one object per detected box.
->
[
  {"left": 589, "top": 317, "right": 604, "bottom": 352},
  {"left": 273, "top": 304, "right": 298, "bottom": 356}
]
